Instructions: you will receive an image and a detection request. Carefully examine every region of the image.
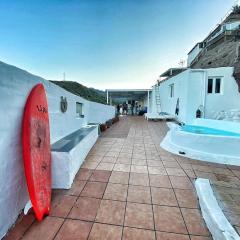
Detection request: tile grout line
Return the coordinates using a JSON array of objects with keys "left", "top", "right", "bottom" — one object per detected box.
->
[{"left": 145, "top": 135, "right": 158, "bottom": 240}]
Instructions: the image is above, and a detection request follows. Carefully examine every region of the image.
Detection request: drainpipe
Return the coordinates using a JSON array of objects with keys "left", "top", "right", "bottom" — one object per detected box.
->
[{"left": 190, "top": 69, "right": 207, "bottom": 118}]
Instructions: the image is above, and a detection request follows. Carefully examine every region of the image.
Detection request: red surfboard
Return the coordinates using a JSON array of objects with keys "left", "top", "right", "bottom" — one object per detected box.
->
[{"left": 22, "top": 83, "right": 51, "bottom": 221}]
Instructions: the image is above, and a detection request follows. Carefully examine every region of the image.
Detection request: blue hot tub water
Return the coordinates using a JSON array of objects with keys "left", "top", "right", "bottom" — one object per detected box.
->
[{"left": 181, "top": 125, "right": 240, "bottom": 137}]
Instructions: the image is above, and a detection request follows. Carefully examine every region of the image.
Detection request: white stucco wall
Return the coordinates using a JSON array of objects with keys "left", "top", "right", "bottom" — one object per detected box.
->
[
  {"left": 88, "top": 101, "right": 115, "bottom": 124},
  {"left": 150, "top": 67, "right": 240, "bottom": 123},
  {"left": 158, "top": 70, "right": 190, "bottom": 122},
  {"left": 204, "top": 67, "right": 240, "bottom": 119},
  {"left": 0, "top": 61, "right": 115, "bottom": 239}
]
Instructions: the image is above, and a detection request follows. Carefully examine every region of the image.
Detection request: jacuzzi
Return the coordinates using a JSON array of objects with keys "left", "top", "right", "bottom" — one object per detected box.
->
[{"left": 160, "top": 119, "right": 240, "bottom": 166}]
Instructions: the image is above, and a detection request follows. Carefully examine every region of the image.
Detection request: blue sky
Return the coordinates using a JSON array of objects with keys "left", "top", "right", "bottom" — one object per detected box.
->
[{"left": 0, "top": 0, "right": 236, "bottom": 89}]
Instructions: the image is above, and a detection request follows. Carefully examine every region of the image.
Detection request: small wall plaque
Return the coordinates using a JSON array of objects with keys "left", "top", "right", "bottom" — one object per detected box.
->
[{"left": 60, "top": 96, "right": 68, "bottom": 113}]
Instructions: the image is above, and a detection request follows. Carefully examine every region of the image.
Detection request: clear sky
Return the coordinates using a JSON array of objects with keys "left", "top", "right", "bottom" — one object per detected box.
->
[{"left": 0, "top": 0, "right": 236, "bottom": 90}]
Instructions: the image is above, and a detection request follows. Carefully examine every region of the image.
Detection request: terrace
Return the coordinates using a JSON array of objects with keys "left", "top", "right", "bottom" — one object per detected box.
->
[{"left": 5, "top": 116, "right": 240, "bottom": 240}]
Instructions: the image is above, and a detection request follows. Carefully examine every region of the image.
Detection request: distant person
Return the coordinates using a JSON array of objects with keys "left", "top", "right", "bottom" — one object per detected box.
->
[
  {"left": 123, "top": 103, "right": 128, "bottom": 115},
  {"left": 117, "top": 104, "right": 120, "bottom": 114},
  {"left": 119, "top": 105, "right": 123, "bottom": 115}
]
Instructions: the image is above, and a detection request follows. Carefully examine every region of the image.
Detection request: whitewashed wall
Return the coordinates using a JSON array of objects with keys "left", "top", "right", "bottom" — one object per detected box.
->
[
  {"left": 150, "top": 67, "right": 240, "bottom": 123},
  {"left": 204, "top": 67, "right": 240, "bottom": 119},
  {"left": 158, "top": 70, "right": 190, "bottom": 122},
  {"left": 0, "top": 61, "right": 115, "bottom": 239},
  {"left": 88, "top": 101, "right": 115, "bottom": 124}
]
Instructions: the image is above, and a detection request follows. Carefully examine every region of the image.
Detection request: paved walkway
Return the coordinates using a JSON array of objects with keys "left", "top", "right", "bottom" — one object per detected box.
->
[{"left": 5, "top": 116, "right": 240, "bottom": 240}]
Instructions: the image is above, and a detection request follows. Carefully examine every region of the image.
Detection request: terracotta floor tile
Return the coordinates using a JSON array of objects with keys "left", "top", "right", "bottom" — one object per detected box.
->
[
  {"left": 68, "top": 197, "right": 101, "bottom": 221},
  {"left": 76, "top": 169, "right": 93, "bottom": 181},
  {"left": 192, "top": 164, "right": 212, "bottom": 173},
  {"left": 114, "top": 163, "right": 131, "bottom": 172},
  {"left": 147, "top": 160, "right": 164, "bottom": 167},
  {"left": 105, "top": 151, "right": 119, "bottom": 157},
  {"left": 190, "top": 236, "right": 212, "bottom": 240},
  {"left": 166, "top": 168, "right": 186, "bottom": 176},
  {"left": 4, "top": 214, "right": 35, "bottom": 240},
  {"left": 103, "top": 183, "right": 128, "bottom": 201},
  {"left": 170, "top": 176, "right": 193, "bottom": 189},
  {"left": 119, "top": 152, "right": 132, "bottom": 158},
  {"left": 156, "top": 231, "right": 190, "bottom": 240},
  {"left": 95, "top": 199, "right": 126, "bottom": 225},
  {"left": 153, "top": 205, "right": 187, "bottom": 234},
  {"left": 96, "top": 162, "right": 114, "bottom": 171},
  {"left": 180, "top": 163, "right": 193, "bottom": 170},
  {"left": 102, "top": 156, "right": 118, "bottom": 163},
  {"left": 163, "top": 161, "right": 181, "bottom": 168},
  {"left": 148, "top": 166, "right": 167, "bottom": 175},
  {"left": 125, "top": 202, "right": 154, "bottom": 230},
  {"left": 121, "top": 149, "right": 133, "bottom": 154},
  {"left": 53, "top": 180, "right": 86, "bottom": 197},
  {"left": 132, "top": 153, "right": 146, "bottom": 160},
  {"left": 185, "top": 169, "right": 196, "bottom": 178},
  {"left": 127, "top": 185, "right": 151, "bottom": 204},
  {"left": 117, "top": 157, "right": 132, "bottom": 164},
  {"left": 129, "top": 173, "right": 149, "bottom": 186},
  {"left": 161, "top": 156, "right": 176, "bottom": 161},
  {"left": 122, "top": 227, "right": 155, "bottom": 240},
  {"left": 88, "top": 223, "right": 122, "bottom": 240},
  {"left": 89, "top": 170, "right": 111, "bottom": 182},
  {"left": 151, "top": 187, "right": 178, "bottom": 206},
  {"left": 50, "top": 195, "right": 77, "bottom": 218},
  {"left": 149, "top": 174, "right": 172, "bottom": 188},
  {"left": 181, "top": 208, "right": 209, "bottom": 236},
  {"left": 69, "top": 180, "right": 87, "bottom": 196},
  {"left": 55, "top": 219, "right": 92, "bottom": 240},
  {"left": 109, "top": 171, "right": 129, "bottom": 184},
  {"left": 81, "top": 161, "right": 99, "bottom": 169},
  {"left": 86, "top": 155, "right": 103, "bottom": 161},
  {"left": 194, "top": 171, "right": 217, "bottom": 181},
  {"left": 81, "top": 181, "right": 107, "bottom": 198},
  {"left": 22, "top": 216, "right": 64, "bottom": 240},
  {"left": 131, "top": 165, "right": 148, "bottom": 174},
  {"left": 175, "top": 189, "right": 198, "bottom": 208},
  {"left": 131, "top": 159, "right": 147, "bottom": 166}
]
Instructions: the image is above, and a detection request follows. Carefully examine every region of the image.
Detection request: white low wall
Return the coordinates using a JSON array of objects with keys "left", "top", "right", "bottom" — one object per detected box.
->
[
  {"left": 52, "top": 126, "right": 98, "bottom": 189},
  {"left": 161, "top": 122, "right": 240, "bottom": 166},
  {"left": 195, "top": 179, "right": 240, "bottom": 240},
  {"left": 0, "top": 61, "right": 115, "bottom": 239}
]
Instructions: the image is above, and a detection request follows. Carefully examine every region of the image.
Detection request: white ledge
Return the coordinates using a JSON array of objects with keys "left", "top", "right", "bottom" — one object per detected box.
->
[{"left": 195, "top": 178, "right": 240, "bottom": 240}]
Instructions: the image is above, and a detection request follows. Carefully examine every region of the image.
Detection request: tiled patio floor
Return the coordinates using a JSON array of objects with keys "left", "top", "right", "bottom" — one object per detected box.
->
[{"left": 4, "top": 116, "right": 240, "bottom": 239}]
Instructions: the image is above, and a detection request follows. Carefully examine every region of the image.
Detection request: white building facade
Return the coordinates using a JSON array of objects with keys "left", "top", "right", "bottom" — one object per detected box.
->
[{"left": 148, "top": 67, "right": 240, "bottom": 123}]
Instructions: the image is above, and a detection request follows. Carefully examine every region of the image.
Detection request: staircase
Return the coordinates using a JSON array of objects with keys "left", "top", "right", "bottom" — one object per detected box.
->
[{"left": 154, "top": 85, "right": 161, "bottom": 114}]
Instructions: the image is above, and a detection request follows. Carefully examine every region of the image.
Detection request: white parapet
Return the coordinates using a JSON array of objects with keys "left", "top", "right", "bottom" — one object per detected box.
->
[
  {"left": 51, "top": 126, "right": 98, "bottom": 189},
  {"left": 195, "top": 178, "right": 240, "bottom": 240}
]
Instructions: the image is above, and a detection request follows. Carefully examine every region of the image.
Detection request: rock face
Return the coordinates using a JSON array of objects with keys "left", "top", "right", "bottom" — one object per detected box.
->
[
  {"left": 191, "top": 40, "right": 239, "bottom": 69},
  {"left": 233, "top": 44, "right": 240, "bottom": 92}
]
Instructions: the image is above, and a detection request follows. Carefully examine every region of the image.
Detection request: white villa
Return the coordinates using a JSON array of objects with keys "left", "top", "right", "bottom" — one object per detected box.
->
[{"left": 146, "top": 9, "right": 240, "bottom": 123}]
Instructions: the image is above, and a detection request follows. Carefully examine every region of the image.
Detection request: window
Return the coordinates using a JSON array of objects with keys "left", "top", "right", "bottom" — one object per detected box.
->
[
  {"left": 215, "top": 78, "right": 221, "bottom": 93},
  {"left": 169, "top": 84, "right": 174, "bottom": 98},
  {"left": 207, "top": 77, "right": 222, "bottom": 94},
  {"left": 76, "top": 102, "right": 83, "bottom": 118},
  {"left": 207, "top": 78, "right": 213, "bottom": 93}
]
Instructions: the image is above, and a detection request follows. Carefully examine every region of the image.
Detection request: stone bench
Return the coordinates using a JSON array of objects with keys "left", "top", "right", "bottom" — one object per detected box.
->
[{"left": 51, "top": 125, "right": 98, "bottom": 189}]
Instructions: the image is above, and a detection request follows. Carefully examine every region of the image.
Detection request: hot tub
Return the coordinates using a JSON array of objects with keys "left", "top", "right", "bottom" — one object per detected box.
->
[{"left": 160, "top": 119, "right": 240, "bottom": 166}]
